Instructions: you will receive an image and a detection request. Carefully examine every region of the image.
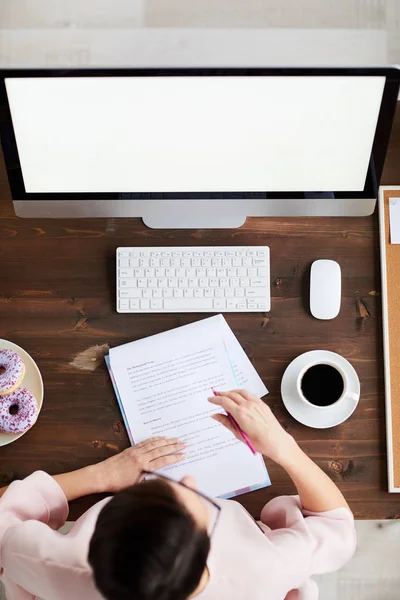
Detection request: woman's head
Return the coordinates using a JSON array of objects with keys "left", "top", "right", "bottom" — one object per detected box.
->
[{"left": 88, "top": 475, "right": 211, "bottom": 600}]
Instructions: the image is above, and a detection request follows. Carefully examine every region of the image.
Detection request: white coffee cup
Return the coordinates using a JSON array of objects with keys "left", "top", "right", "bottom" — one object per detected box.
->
[{"left": 296, "top": 359, "right": 359, "bottom": 410}]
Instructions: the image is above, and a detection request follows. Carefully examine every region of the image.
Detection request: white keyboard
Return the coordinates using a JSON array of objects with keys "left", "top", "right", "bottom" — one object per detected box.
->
[{"left": 117, "top": 246, "right": 270, "bottom": 313}]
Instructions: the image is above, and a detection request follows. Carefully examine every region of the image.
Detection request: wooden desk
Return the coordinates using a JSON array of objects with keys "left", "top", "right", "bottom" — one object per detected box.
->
[{"left": 1, "top": 106, "right": 400, "bottom": 521}]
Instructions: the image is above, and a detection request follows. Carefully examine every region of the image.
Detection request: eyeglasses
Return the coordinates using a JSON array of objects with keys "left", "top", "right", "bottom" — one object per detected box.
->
[{"left": 141, "top": 470, "right": 221, "bottom": 536}]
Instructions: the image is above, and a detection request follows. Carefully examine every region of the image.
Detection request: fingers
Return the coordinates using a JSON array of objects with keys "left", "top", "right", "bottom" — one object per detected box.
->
[
  {"left": 212, "top": 413, "right": 240, "bottom": 438},
  {"left": 215, "top": 390, "right": 260, "bottom": 404},
  {"left": 149, "top": 453, "right": 186, "bottom": 471},
  {"left": 135, "top": 437, "right": 180, "bottom": 452},
  {"left": 147, "top": 441, "right": 187, "bottom": 461},
  {"left": 134, "top": 436, "right": 167, "bottom": 450},
  {"left": 208, "top": 394, "right": 241, "bottom": 417}
]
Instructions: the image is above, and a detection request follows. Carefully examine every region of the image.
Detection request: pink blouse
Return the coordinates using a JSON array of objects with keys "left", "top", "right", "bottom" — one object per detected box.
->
[{"left": 0, "top": 471, "right": 356, "bottom": 600}]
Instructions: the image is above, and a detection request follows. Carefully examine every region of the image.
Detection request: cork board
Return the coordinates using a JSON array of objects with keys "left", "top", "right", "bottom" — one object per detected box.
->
[{"left": 379, "top": 187, "right": 400, "bottom": 491}]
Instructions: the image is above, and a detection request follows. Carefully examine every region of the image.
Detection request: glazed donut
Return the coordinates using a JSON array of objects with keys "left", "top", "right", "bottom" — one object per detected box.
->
[
  {"left": 0, "top": 349, "right": 25, "bottom": 395},
  {"left": 0, "top": 388, "right": 38, "bottom": 434}
]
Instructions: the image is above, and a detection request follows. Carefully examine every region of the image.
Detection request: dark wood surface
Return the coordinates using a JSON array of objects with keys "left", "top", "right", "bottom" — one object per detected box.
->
[{"left": 1, "top": 106, "right": 400, "bottom": 521}]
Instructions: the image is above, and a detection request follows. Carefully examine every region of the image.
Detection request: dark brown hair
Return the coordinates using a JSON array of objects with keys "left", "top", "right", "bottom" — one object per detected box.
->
[{"left": 88, "top": 479, "right": 210, "bottom": 600}]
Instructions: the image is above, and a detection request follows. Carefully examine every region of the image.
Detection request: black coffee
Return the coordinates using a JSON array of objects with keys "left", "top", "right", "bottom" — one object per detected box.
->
[{"left": 300, "top": 364, "right": 344, "bottom": 407}]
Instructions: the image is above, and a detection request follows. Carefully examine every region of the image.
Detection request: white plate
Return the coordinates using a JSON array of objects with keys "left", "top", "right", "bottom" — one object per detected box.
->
[
  {"left": 0, "top": 340, "right": 44, "bottom": 446},
  {"left": 281, "top": 350, "right": 360, "bottom": 429}
]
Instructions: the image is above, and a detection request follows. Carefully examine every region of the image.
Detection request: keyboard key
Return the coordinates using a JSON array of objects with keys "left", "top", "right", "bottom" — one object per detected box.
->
[
  {"left": 253, "top": 258, "right": 268, "bottom": 266},
  {"left": 237, "top": 267, "right": 246, "bottom": 276},
  {"left": 173, "top": 289, "right": 183, "bottom": 298},
  {"left": 227, "top": 268, "right": 237, "bottom": 277},
  {"left": 158, "top": 278, "right": 168, "bottom": 288},
  {"left": 119, "top": 268, "right": 133, "bottom": 278},
  {"left": 236, "top": 302, "right": 246, "bottom": 309},
  {"left": 137, "top": 278, "right": 147, "bottom": 288},
  {"left": 139, "top": 258, "right": 149, "bottom": 267},
  {"left": 250, "top": 278, "right": 268, "bottom": 287},
  {"left": 232, "top": 258, "right": 242, "bottom": 266},
  {"left": 150, "top": 251, "right": 161, "bottom": 258},
  {"left": 235, "top": 289, "right": 245, "bottom": 297},
  {"left": 129, "top": 258, "right": 139, "bottom": 268},
  {"left": 120, "top": 279, "right": 137, "bottom": 288},
  {"left": 240, "top": 278, "right": 250, "bottom": 287},
  {"left": 145, "top": 268, "right": 155, "bottom": 278},
  {"left": 209, "top": 278, "right": 219, "bottom": 287},
  {"left": 120, "top": 289, "right": 142, "bottom": 298},
  {"left": 143, "top": 289, "right": 152, "bottom": 298},
  {"left": 140, "top": 299, "right": 150, "bottom": 310},
  {"left": 230, "top": 278, "right": 240, "bottom": 287},
  {"left": 164, "top": 298, "right": 214, "bottom": 310},
  {"left": 216, "top": 251, "right": 225, "bottom": 256},
  {"left": 176, "top": 268, "right": 186, "bottom": 277},
  {"left": 161, "top": 251, "right": 171, "bottom": 257},
  {"left": 196, "top": 268, "right": 206, "bottom": 278},
  {"left": 119, "top": 251, "right": 129, "bottom": 258},
  {"left": 204, "top": 289, "right": 214, "bottom": 298},
  {"left": 215, "top": 288, "right": 224, "bottom": 298},
  {"left": 226, "top": 299, "right": 236, "bottom": 309},
  {"left": 189, "top": 279, "right": 198, "bottom": 288},
  {"left": 192, "top": 258, "right": 201, "bottom": 267},
  {"left": 130, "top": 299, "right": 140, "bottom": 310},
  {"left": 155, "top": 268, "right": 165, "bottom": 277},
  {"left": 199, "top": 278, "right": 209, "bottom": 288},
  {"left": 163, "top": 289, "right": 173, "bottom": 298},
  {"left": 213, "top": 299, "right": 226, "bottom": 309},
  {"left": 150, "top": 258, "right": 160, "bottom": 267},
  {"left": 165, "top": 268, "right": 175, "bottom": 277},
  {"left": 161, "top": 259, "right": 170, "bottom": 267},
  {"left": 258, "top": 267, "right": 268, "bottom": 277},
  {"left": 184, "top": 289, "right": 194, "bottom": 298},
  {"left": 119, "top": 258, "right": 129, "bottom": 268},
  {"left": 225, "top": 288, "right": 234, "bottom": 297},
  {"left": 246, "top": 289, "right": 258, "bottom": 297},
  {"left": 194, "top": 289, "right": 204, "bottom": 298},
  {"left": 168, "top": 278, "right": 178, "bottom": 287},
  {"left": 220, "top": 278, "right": 229, "bottom": 287},
  {"left": 119, "top": 299, "right": 129, "bottom": 310},
  {"left": 153, "top": 289, "right": 163, "bottom": 298},
  {"left": 178, "top": 278, "right": 188, "bottom": 287},
  {"left": 128, "top": 251, "right": 139, "bottom": 257},
  {"left": 181, "top": 259, "right": 190, "bottom": 267},
  {"left": 247, "top": 268, "right": 257, "bottom": 277},
  {"left": 206, "top": 268, "right": 216, "bottom": 277},
  {"left": 134, "top": 268, "right": 144, "bottom": 278},
  {"left": 194, "top": 251, "right": 203, "bottom": 257},
  {"left": 217, "top": 268, "right": 227, "bottom": 277},
  {"left": 186, "top": 268, "right": 196, "bottom": 278},
  {"left": 183, "top": 251, "right": 193, "bottom": 257},
  {"left": 247, "top": 250, "right": 257, "bottom": 256},
  {"left": 151, "top": 299, "right": 163, "bottom": 310}
]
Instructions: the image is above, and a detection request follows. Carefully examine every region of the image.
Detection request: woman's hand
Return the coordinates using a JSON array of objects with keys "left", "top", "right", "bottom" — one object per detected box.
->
[
  {"left": 96, "top": 437, "right": 186, "bottom": 493},
  {"left": 208, "top": 389, "right": 296, "bottom": 465}
]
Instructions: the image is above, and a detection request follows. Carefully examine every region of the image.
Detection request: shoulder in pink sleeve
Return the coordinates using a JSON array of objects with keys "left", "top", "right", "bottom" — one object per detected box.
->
[
  {"left": 0, "top": 471, "right": 69, "bottom": 566},
  {"left": 260, "top": 495, "right": 356, "bottom": 576}
]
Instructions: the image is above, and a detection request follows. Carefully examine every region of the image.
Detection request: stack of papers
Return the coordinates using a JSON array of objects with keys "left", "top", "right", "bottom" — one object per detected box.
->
[{"left": 106, "top": 315, "right": 270, "bottom": 498}]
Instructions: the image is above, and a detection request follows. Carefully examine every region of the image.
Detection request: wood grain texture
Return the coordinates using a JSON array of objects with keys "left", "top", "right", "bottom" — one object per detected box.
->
[{"left": 0, "top": 105, "right": 399, "bottom": 521}]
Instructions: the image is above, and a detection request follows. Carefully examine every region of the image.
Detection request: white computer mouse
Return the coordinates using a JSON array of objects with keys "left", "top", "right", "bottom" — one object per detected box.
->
[{"left": 310, "top": 259, "right": 341, "bottom": 320}]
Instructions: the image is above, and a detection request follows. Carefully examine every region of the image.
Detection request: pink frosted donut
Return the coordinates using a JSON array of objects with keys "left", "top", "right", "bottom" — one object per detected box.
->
[
  {"left": 0, "top": 388, "right": 38, "bottom": 434},
  {"left": 0, "top": 350, "right": 25, "bottom": 395}
]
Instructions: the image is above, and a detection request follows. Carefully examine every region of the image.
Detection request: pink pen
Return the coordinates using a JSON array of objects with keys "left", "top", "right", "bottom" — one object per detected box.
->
[{"left": 211, "top": 389, "right": 257, "bottom": 455}]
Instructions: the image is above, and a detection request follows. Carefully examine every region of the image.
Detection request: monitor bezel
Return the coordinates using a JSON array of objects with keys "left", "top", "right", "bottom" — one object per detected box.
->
[{"left": 1, "top": 66, "right": 399, "bottom": 202}]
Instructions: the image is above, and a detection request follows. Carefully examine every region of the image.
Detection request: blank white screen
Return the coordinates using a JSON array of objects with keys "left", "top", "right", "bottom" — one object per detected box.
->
[{"left": 5, "top": 76, "right": 385, "bottom": 193}]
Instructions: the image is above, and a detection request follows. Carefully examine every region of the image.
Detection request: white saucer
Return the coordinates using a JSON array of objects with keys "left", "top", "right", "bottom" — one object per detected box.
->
[
  {"left": 0, "top": 340, "right": 44, "bottom": 446},
  {"left": 281, "top": 350, "right": 360, "bottom": 429}
]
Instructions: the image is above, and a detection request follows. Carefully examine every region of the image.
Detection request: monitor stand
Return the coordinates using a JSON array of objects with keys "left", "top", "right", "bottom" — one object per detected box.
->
[{"left": 14, "top": 197, "right": 377, "bottom": 226}]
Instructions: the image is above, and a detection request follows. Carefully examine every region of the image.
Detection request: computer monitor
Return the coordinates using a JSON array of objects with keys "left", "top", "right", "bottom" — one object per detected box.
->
[{"left": 1, "top": 67, "right": 399, "bottom": 228}]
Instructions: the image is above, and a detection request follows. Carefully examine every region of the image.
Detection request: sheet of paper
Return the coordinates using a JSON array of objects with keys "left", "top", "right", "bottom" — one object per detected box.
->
[
  {"left": 192, "top": 315, "right": 268, "bottom": 398},
  {"left": 389, "top": 197, "right": 400, "bottom": 244},
  {"left": 109, "top": 317, "right": 269, "bottom": 497}
]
